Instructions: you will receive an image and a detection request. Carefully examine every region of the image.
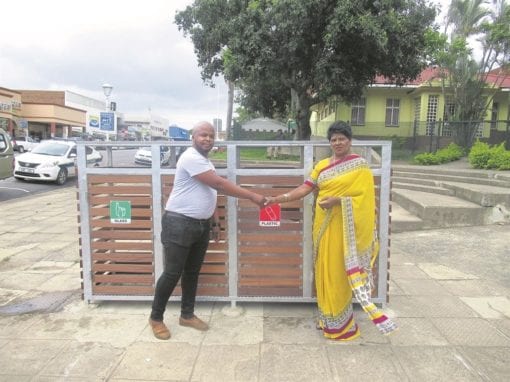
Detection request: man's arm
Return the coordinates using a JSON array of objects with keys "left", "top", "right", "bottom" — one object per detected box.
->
[{"left": 194, "top": 170, "right": 266, "bottom": 206}]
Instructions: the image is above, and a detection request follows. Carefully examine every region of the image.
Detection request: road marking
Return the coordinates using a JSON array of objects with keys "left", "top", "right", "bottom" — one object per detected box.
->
[{"left": 0, "top": 186, "right": 30, "bottom": 192}]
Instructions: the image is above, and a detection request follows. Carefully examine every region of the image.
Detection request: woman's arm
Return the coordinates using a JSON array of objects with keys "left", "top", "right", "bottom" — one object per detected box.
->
[{"left": 265, "top": 183, "right": 313, "bottom": 205}]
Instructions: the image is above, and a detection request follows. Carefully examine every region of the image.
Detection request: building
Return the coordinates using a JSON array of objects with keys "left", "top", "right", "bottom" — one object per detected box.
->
[
  {"left": 0, "top": 88, "right": 90, "bottom": 141},
  {"left": 310, "top": 66, "right": 510, "bottom": 150}
]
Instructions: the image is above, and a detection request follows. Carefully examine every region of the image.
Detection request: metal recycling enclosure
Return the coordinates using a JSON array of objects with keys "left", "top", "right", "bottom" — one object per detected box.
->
[{"left": 76, "top": 140, "right": 392, "bottom": 306}]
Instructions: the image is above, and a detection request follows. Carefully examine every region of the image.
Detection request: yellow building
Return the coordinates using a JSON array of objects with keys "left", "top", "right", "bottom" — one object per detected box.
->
[{"left": 311, "top": 67, "right": 510, "bottom": 150}]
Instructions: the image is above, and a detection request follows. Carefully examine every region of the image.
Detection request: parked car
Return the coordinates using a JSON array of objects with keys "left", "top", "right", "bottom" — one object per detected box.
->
[
  {"left": 0, "top": 128, "right": 14, "bottom": 180},
  {"left": 13, "top": 140, "right": 102, "bottom": 185},
  {"left": 134, "top": 146, "right": 171, "bottom": 166},
  {"left": 12, "top": 135, "right": 38, "bottom": 152}
]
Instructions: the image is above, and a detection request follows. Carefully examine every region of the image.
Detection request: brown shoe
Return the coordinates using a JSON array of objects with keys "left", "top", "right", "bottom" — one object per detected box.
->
[
  {"left": 149, "top": 318, "right": 171, "bottom": 340},
  {"left": 179, "top": 315, "right": 209, "bottom": 331}
]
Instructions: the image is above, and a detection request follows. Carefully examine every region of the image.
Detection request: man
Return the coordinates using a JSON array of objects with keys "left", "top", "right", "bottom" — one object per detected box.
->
[{"left": 149, "top": 121, "right": 266, "bottom": 340}]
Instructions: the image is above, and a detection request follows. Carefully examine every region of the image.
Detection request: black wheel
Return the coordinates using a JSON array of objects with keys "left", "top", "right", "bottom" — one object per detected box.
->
[
  {"left": 14, "top": 176, "right": 24, "bottom": 181},
  {"left": 55, "top": 167, "right": 68, "bottom": 185}
]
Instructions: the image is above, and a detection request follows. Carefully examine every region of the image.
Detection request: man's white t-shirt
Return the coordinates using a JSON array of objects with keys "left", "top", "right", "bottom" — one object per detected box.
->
[{"left": 165, "top": 147, "right": 217, "bottom": 219}]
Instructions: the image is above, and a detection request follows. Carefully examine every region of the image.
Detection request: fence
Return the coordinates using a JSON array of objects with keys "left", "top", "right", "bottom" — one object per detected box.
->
[{"left": 76, "top": 140, "right": 392, "bottom": 307}]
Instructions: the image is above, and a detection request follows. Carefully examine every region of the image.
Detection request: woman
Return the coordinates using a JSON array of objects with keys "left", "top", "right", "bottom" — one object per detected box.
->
[{"left": 266, "top": 121, "right": 397, "bottom": 340}]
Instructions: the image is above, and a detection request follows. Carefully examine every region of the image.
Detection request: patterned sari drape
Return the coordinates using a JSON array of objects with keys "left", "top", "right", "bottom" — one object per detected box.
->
[{"left": 307, "top": 154, "right": 397, "bottom": 340}]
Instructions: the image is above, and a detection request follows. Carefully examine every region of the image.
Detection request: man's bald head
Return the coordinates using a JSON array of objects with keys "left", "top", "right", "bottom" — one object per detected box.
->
[{"left": 191, "top": 121, "right": 215, "bottom": 137}]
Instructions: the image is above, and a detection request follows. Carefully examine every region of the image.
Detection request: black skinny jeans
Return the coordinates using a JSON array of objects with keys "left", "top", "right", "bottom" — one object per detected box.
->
[{"left": 150, "top": 211, "right": 211, "bottom": 321}]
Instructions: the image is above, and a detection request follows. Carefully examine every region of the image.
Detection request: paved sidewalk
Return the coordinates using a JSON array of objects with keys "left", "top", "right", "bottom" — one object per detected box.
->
[{"left": 0, "top": 187, "right": 509, "bottom": 381}]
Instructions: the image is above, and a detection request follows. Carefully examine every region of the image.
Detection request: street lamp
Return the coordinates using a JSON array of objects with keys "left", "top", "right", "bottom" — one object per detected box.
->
[{"left": 102, "top": 83, "right": 113, "bottom": 141}]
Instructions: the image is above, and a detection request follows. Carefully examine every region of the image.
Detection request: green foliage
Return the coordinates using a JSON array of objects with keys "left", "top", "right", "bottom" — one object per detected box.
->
[
  {"left": 469, "top": 141, "right": 510, "bottom": 170},
  {"left": 175, "top": 0, "right": 437, "bottom": 140},
  {"left": 413, "top": 143, "right": 465, "bottom": 165}
]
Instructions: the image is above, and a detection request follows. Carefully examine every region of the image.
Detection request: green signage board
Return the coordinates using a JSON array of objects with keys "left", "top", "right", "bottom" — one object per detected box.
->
[{"left": 110, "top": 201, "right": 131, "bottom": 224}]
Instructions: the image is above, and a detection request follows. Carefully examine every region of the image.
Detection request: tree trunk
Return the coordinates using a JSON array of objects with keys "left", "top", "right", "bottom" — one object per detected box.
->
[{"left": 295, "top": 91, "right": 312, "bottom": 140}]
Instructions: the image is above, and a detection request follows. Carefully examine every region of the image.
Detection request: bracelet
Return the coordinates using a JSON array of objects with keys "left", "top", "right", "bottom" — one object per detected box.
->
[{"left": 282, "top": 193, "right": 290, "bottom": 202}]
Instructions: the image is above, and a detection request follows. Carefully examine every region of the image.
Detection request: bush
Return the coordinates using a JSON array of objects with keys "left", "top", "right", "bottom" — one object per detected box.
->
[
  {"left": 413, "top": 143, "right": 464, "bottom": 165},
  {"left": 469, "top": 141, "right": 510, "bottom": 170}
]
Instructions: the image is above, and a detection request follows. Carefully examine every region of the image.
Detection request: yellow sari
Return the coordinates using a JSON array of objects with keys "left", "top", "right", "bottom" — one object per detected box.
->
[{"left": 308, "top": 154, "right": 397, "bottom": 340}]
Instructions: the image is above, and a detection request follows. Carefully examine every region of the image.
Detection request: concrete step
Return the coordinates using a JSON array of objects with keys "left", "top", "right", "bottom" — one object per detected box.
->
[
  {"left": 392, "top": 188, "right": 486, "bottom": 229},
  {"left": 392, "top": 181, "right": 455, "bottom": 196},
  {"left": 390, "top": 202, "right": 423, "bottom": 233},
  {"left": 392, "top": 170, "right": 510, "bottom": 188}
]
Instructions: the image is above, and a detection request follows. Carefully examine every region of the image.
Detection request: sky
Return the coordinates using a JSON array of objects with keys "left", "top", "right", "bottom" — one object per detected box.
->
[
  {"left": 0, "top": 0, "right": 227, "bottom": 130},
  {"left": 0, "top": 0, "right": 450, "bottom": 131}
]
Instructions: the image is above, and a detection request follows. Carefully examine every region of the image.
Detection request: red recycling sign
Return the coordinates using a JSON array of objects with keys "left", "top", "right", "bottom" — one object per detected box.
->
[{"left": 259, "top": 204, "right": 281, "bottom": 227}]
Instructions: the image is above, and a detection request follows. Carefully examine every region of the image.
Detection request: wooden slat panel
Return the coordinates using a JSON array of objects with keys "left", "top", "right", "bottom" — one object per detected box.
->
[
  {"left": 238, "top": 246, "right": 301, "bottom": 255},
  {"left": 91, "top": 241, "right": 153, "bottom": 251},
  {"left": 88, "top": 185, "right": 152, "bottom": 194},
  {"left": 89, "top": 196, "right": 152, "bottom": 205},
  {"left": 91, "top": 230, "right": 152, "bottom": 240},
  {"left": 92, "top": 263, "right": 153, "bottom": 273},
  {"left": 93, "top": 274, "right": 153, "bottom": 283},
  {"left": 240, "top": 267, "right": 301, "bottom": 277},
  {"left": 239, "top": 233, "right": 302, "bottom": 242},
  {"left": 90, "top": 207, "right": 153, "bottom": 217},
  {"left": 93, "top": 285, "right": 154, "bottom": 295},
  {"left": 239, "top": 287, "right": 302, "bottom": 297},
  {"left": 91, "top": 253, "right": 153, "bottom": 262},
  {"left": 90, "top": 220, "right": 153, "bottom": 229},
  {"left": 200, "top": 264, "right": 227, "bottom": 274},
  {"left": 239, "top": 255, "right": 302, "bottom": 265},
  {"left": 88, "top": 174, "right": 151, "bottom": 183}
]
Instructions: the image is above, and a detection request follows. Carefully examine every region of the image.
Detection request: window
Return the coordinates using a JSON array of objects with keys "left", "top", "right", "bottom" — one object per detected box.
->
[
  {"left": 426, "top": 95, "right": 439, "bottom": 135},
  {"left": 350, "top": 98, "right": 366, "bottom": 126},
  {"left": 491, "top": 102, "right": 499, "bottom": 130},
  {"left": 442, "top": 96, "right": 455, "bottom": 136},
  {"left": 385, "top": 98, "right": 400, "bottom": 126}
]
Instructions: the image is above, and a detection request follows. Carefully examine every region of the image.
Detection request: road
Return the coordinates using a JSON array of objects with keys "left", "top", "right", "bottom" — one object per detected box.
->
[{"left": 0, "top": 148, "right": 144, "bottom": 203}]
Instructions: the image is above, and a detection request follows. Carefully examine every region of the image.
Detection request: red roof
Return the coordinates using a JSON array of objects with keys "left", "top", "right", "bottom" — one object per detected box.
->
[{"left": 372, "top": 66, "right": 510, "bottom": 88}]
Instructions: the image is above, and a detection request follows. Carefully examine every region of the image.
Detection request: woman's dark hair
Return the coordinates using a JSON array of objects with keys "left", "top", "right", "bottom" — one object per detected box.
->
[{"left": 327, "top": 121, "right": 352, "bottom": 141}]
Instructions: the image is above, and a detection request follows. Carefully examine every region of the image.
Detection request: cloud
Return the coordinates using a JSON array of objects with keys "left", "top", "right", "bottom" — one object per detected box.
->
[{"left": 0, "top": 0, "right": 228, "bottom": 129}]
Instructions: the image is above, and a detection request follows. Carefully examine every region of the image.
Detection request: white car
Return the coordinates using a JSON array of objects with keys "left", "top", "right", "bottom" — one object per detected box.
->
[
  {"left": 12, "top": 136, "right": 38, "bottom": 153},
  {"left": 134, "top": 146, "right": 171, "bottom": 166},
  {"left": 13, "top": 140, "right": 102, "bottom": 185}
]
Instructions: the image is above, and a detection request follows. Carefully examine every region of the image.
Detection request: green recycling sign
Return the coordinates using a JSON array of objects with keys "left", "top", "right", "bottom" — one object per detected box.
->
[{"left": 110, "top": 201, "right": 131, "bottom": 224}]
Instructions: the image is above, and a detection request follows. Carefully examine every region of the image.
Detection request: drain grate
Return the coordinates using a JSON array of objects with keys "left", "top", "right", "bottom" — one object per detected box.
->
[{"left": 0, "top": 290, "right": 79, "bottom": 315}]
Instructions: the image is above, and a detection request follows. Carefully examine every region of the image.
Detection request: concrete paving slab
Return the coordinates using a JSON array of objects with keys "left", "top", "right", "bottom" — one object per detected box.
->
[
  {"left": 395, "top": 278, "right": 453, "bottom": 296},
  {"left": 487, "top": 318, "right": 510, "bottom": 338},
  {"left": 191, "top": 344, "right": 260, "bottom": 382},
  {"left": 388, "top": 280, "right": 406, "bottom": 296},
  {"left": 385, "top": 295, "right": 426, "bottom": 318},
  {"left": 458, "top": 346, "right": 510, "bottom": 382},
  {"left": 406, "top": 295, "right": 479, "bottom": 318},
  {"left": 417, "top": 263, "right": 479, "bottom": 280},
  {"left": 27, "top": 260, "right": 76, "bottom": 274},
  {"left": 38, "top": 341, "right": 124, "bottom": 380},
  {"left": 326, "top": 346, "right": 407, "bottom": 381},
  {"left": 259, "top": 344, "right": 333, "bottom": 382},
  {"left": 0, "top": 313, "right": 41, "bottom": 338},
  {"left": 25, "top": 312, "right": 146, "bottom": 348},
  {"left": 202, "top": 314, "right": 263, "bottom": 345},
  {"left": 263, "top": 316, "right": 322, "bottom": 344},
  {"left": 0, "top": 271, "right": 56, "bottom": 291},
  {"left": 0, "top": 339, "right": 68, "bottom": 377},
  {"left": 109, "top": 342, "right": 198, "bottom": 381},
  {"left": 392, "top": 346, "right": 480, "bottom": 381},
  {"left": 431, "top": 318, "right": 510, "bottom": 346},
  {"left": 0, "top": 287, "right": 27, "bottom": 306},
  {"left": 438, "top": 279, "right": 510, "bottom": 297},
  {"left": 460, "top": 296, "right": 510, "bottom": 319},
  {"left": 388, "top": 318, "right": 449, "bottom": 346},
  {"left": 36, "top": 273, "right": 81, "bottom": 292},
  {"left": 390, "top": 263, "right": 430, "bottom": 279}
]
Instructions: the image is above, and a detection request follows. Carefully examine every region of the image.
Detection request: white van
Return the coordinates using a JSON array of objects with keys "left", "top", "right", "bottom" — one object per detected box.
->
[{"left": 0, "top": 128, "right": 14, "bottom": 180}]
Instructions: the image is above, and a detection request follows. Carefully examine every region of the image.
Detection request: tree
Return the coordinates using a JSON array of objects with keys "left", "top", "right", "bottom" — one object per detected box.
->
[
  {"left": 433, "top": 0, "right": 510, "bottom": 148},
  {"left": 175, "top": 0, "right": 436, "bottom": 139}
]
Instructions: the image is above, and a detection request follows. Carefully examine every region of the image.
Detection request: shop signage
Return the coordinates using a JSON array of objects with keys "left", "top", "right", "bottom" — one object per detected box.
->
[{"left": 100, "top": 112, "right": 115, "bottom": 131}]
